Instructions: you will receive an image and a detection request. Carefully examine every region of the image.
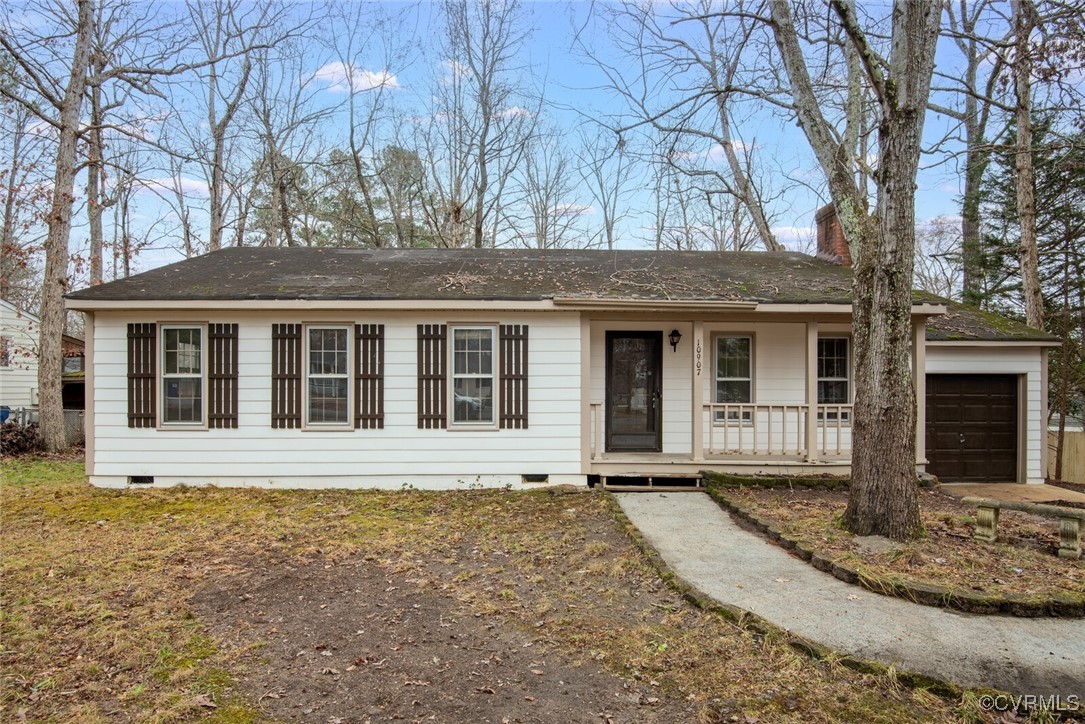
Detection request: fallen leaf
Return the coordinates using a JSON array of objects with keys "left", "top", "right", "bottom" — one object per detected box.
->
[
  {"left": 194, "top": 694, "right": 217, "bottom": 708},
  {"left": 846, "top": 594, "right": 860, "bottom": 601},
  {"left": 530, "top": 669, "right": 544, "bottom": 675}
]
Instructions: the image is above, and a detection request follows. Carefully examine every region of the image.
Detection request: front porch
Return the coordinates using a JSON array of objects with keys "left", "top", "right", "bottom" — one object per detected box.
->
[{"left": 579, "top": 312, "right": 931, "bottom": 477}]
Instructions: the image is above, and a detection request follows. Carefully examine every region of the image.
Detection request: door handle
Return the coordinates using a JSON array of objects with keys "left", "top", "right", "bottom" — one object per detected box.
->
[{"left": 959, "top": 434, "right": 966, "bottom": 444}]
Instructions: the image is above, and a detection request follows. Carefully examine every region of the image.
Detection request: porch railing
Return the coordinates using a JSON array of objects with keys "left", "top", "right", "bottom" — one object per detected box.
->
[
  {"left": 589, "top": 401, "right": 853, "bottom": 461},
  {"left": 703, "top": 403, "right": 808, "bottom": 457},
  {"left": 590, "top": 402, "right": 603, "bottom": 461},
  {"left": 815, "top": 404, "right": 852, "bottom": 457}
]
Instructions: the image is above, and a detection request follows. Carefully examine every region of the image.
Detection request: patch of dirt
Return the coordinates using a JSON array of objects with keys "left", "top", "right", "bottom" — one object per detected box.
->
[
  {"left": 193, "top": 554, "right": 697, "bottom": 723},
  {"left": 1050, "top": 480, "right": 1085, "bottom": 495}
]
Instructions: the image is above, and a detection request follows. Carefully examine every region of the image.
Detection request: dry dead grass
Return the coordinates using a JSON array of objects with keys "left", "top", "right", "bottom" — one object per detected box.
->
[
  {"left": 719, "top": 486, "right": 1085, "bottom": 601},
  {"left": 1, "top": 458, "right": 1001, "bottom": 722}
]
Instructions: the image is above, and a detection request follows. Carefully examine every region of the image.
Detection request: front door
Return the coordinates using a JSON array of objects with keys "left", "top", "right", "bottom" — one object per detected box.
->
[{"left": 606, "top": 332, "right": 663, "bottom": 452}]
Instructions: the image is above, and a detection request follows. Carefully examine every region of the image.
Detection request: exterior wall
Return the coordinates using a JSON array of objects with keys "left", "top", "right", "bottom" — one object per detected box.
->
[
  {"left": 88, "top": 310, "right": 582, "bottom": 488},
  {"left": 0, "top": 301, "right": 39, "bottom": 409},
  {"left": 925, "top": 345, "right": 1046, "bottom": 484}
]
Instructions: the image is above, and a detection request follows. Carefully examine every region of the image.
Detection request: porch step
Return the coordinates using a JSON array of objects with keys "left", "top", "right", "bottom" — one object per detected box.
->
[{"left": 601, "top": 474, "right": 703, "bottom": 491}]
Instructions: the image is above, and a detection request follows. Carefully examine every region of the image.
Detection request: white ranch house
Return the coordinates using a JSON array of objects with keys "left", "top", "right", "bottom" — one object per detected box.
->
[{"left": 66, "top": 245, "right": 1057, "bottom": 490}]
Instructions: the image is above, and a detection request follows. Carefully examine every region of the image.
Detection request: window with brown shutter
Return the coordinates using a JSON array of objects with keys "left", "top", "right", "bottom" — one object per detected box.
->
[
  {"left": 127, "top": 323, "right": 156, "bottom": 428},
  {"left": 355, "top": 324, "right": 384, "bottom": 429},
  {"left": 272, "top": 323, "right": 302, "bottom": 428},
  {"left": 500, "top": 325, "right": 528, "bottom": 429},
  {"left": 417, "top": 324, "right": 447, "bottom": 428},
  {"left": 208, "top": 323, "right": 239, "bottom": 429}
]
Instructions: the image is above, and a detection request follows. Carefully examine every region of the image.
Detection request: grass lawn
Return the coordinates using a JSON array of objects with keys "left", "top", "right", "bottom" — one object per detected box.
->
[{"left": 1, "top": 457, "right": 993, "bottom": 722}]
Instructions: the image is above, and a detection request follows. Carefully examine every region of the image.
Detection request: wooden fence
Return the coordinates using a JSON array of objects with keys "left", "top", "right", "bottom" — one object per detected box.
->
[{"left": 1048, "top": 430, "right": 1085, "bottom": 484}]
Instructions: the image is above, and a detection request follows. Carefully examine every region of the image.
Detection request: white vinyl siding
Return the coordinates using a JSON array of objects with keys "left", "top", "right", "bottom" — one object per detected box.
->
[
  {"left": 0, "top": 301, "right": 39, "bottom": 409},
  {"left": 88, "top": 311, "right": 581, "bottom": 484}
]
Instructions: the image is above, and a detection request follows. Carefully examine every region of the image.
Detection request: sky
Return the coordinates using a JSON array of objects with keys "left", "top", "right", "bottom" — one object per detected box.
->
[{"left": 4, "top": 0, "right": 995, "bottom": 283}]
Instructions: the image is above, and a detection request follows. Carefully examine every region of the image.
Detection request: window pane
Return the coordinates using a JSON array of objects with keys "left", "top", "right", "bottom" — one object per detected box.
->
[
  {"left": 163, "top": 377, "right": 202, "bottom": 423},
  {"left": 454, "top": 329, "right": 493, "bottom": 375},
  {"left": 716, "top": 337, "right": 751, "bottom": 380},
  {"left": 454, "top": 377, "right": 494, "bottom": 423},
  {"left": 309, "top": 378, "right": 348, "bottom": 424},
  {"left": 716, "top": 380, "right": 751, "bottom": 404},
  {"left": 817, "top": 338, "right": 848, "bottom": 379},
  {"left": 818, "top": 380, "right": 849, "bottom": 404}
]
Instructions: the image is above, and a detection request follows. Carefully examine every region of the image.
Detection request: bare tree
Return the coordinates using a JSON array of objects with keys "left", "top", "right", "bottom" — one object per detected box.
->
[
  {"left": 424, "top": 0, "right": 536, "bottom": 248},
  {"left": 1, "top": 0, "right": 95, "bottom": 451},
  {"left": 586, "top": 0, "right": 784, "bottom": 251},
  {"left": 576, "top": 126, "right": 636, "bottom": 251},
  {"left": 511, "top": 128, "right": 585, "bottom": 249},
  {"left": 914, "top": 215, "right": 964, "bottom": 298},
  {"left": 0, "top": 100, "right": 50, "bottom": 309}
]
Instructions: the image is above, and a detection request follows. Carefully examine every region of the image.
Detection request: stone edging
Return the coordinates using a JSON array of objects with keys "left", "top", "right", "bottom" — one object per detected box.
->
[
  {"left": 704, "top": 486, "right": 1085, "bottom": 619},
  {"left": 600, "top": 492, "right": 969, "bottom": 702}
]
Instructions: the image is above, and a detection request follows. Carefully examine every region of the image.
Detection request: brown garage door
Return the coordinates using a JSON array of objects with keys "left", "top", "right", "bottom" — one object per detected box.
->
[{"left": 926, "top": 374, "right": 1018, "bottom": 483}]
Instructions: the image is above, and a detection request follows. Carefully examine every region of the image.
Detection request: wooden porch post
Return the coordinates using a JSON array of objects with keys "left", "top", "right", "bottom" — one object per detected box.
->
[
  {"left": 805, "top": 320, "right": 819, "bottom": 462},
  {"left": 580, "top": 316, "right": 592, "bottom": 472},
  {"left": 912, "top": 319, "right": 927, "bottom": 468},
  {"left": 692, "top": 321, "right": 704, "bottom": 462}
]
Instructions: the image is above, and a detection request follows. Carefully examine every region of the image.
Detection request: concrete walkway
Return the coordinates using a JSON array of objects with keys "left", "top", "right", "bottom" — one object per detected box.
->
[
  {"left": 939, "top": 483, "right": 1085, "bottom": 505},
  {"left": 615, "top": 492, "right": 1085, "bottom": 698}
]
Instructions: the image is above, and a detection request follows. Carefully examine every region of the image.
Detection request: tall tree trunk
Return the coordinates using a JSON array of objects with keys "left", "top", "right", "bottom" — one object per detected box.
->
[
  {"left": 39, "top": 0, "right": 95, "bottom": 452},
  {"left": 1012, "top": 0, "right": 1043, "bottom": 329},
  {"left": 87, "top": 76, "right": 105, "bottom": 285},
  {"left": 768, "top": 0, "right": 940, "bottom": 540}
]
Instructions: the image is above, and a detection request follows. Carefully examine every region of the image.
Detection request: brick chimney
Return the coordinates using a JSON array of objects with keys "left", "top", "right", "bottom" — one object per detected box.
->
[{"left": 814, "top": 204, "right": 852, "bottom": 267}]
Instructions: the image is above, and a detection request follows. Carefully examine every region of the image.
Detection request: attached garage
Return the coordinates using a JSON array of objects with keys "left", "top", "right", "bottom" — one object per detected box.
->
[{"left": 926, "top": 374, "right": 1018, "bottom": 483}]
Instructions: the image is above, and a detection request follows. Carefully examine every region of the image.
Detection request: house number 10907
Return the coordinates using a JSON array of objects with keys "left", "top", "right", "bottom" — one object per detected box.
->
[{"left": 695, "top": 339, "right": 702, "bottom": 376}]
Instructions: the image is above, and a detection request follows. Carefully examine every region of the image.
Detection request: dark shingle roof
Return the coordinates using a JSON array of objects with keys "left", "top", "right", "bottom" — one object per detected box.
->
[
  {"left": 67, "top": 247, "right": 867, "bottom": 303},
  {"left": 66, "top": 247, "right": 1053, "bottom": 343},
  {"left": 925, "top": 300, "right": 1056, "bottom": 342}
]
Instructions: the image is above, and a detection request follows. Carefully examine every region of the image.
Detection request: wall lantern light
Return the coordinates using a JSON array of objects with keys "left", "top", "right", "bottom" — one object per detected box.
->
[{"left": 668, "top": 329, "right": 682, "bottom": 352}]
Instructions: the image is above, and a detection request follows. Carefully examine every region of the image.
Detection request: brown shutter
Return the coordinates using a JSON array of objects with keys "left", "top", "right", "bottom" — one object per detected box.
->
[
  {"left": 272, "top": 323, "right": 302, "bottom": 428},
  {"left": 500, "top": 324, "right": 528, "bottom": 429},
  {"left": 355, "top": 324, "right": 384, "bottom": 429},
  {"left": 208, "top": 323, "right": 239, "bottom": 429},
  {"left": 417, "top": 324, "right": 447, "bottom": 428},
  {"left": 127, "top": 323, "right": 157, "bottom": 428}
]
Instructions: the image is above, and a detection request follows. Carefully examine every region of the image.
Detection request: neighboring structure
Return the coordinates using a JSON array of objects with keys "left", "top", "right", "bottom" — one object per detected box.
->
[
  {"left": 0, "top": 299, "right": 86, "bottom": 416},
  {"left": 66, "top": 240, "right": 1057, "bottom": 489}
]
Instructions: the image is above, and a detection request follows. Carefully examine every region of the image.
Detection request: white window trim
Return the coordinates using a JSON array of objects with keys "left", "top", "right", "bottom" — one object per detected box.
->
[
  {"left": 817, "top": 335, "right": 852, "bottom": 425},
  {"left": 303, "top": 324, "right": 353, "bottom": 431},
  {"left": 713, "top": 334, "right": 754, "bottom": 426},
  {"left": 158, "top": 323, "right": 208, "bottom": 429},
  {"left": 448, "top": 324, "right": 499, "bottom": 430}
]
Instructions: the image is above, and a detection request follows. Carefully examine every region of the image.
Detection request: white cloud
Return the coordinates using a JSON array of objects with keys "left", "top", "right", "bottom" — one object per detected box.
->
[
  {"left": 312, "top": 62, "right": 399, "bottom": 93},
  {"left": 136, "top": 176, "right": 210, "bottom": 199},
  {"left": 498, "top": 106, "right": 533, "bottom": 119},
  {"left": 770, "top": 225, "right": 814, "bottom": 243},
  {"left": 553, "top": 203, "right": 595, "bottom": 217}
]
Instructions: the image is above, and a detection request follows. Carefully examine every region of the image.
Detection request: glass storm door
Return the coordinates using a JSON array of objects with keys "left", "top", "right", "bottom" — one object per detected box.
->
[{"left": 606, "top": 332, "right": 663, "bottom": 452}]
